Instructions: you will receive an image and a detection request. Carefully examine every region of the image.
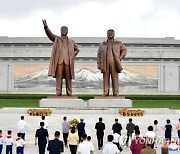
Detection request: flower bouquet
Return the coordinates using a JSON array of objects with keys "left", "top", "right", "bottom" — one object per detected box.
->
[{"left": 69, "top": 118, "right": 79, "bottom": 128}]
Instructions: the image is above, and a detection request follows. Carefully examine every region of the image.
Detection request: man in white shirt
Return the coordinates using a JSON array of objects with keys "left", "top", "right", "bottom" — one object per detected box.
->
[
  {"left": 153, "top": 120, "right": 159, "bottom": 137},
  {"left": 113, "top": 129, "right": 123, "bottom": 152},
  {"left": 77, "top": 133, "right": 94, "bottom": 154},
  {"left": 145, "top": 126, "right": 156, "bottom": 149},
  {"left": 39, "top": 116, "right": 48, "bottom": 129},
  {"left": 145, "top": 126, "right": 156, "bottom": 138},
  {"left": 17, "top": 116, "right": 27, "bottom": 140},
  {"left": 103, "top": 135, "right": 119, "bottom": 154}
]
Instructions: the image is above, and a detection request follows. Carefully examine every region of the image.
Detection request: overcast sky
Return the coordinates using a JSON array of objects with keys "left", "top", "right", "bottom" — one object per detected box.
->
[{"left": 0, "top": 0, "right": 180, "bottom": 38}]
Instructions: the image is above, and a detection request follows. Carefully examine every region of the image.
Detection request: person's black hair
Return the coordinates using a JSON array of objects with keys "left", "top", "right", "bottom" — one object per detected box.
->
[
  {"left": 135, "top": 130, "right": 140, "bottom": 135},
  {"left": 166, "top": 119, "right": 170, "bottom": 124},
  {"left": 99, "top": 117, "right": 103, "bottom": 122},
  {"left": 61, "top": 26, "right": 68, "bottom": 29},
  {"left": 129, "top": 118, "right": 132, "bottom": 122},
  {"left": 40, "top": 122, "right": 45, "bottom": 127},
  {"left": 21, "top": 116, "right": 24, "bottom": 120},
  {"left": 147, "top": 126, "right": 153, "bottom": 131},
  {"left": 42, "top": 116, "right": 45, "bottom": 120},
  {"left": 107, "top": 29, "right": 114, "bottom": 32},
  {"left": 0, "top": 130, "right": 2, "bottom": 133},
  {"left": 17, "top": 133, "right": 22, "bottom": 137},
  {"left": 71, "top": 127, "right": 76, "bottom": 134},
  {"left": 54, "top": 131, "right": 60, "bottom": 136},
  {"left": 115, "top": 118, "right": 118, "bottom": 122},
  {"left": 154, "top": 120, "right": 158, "bottom": 125},
  {"left": 134, "top": 125, "right": 139, "bottom": 131},
  {"left": 7, "top": 130, "right": 12, "bottom": 135},
  {"left": 107, "top": 135, "right": 114, "bottom": 142},
  {"left": 81, "top": 133, "right": 87, "bottom": 139},
  {"left": 87, "top": 136, "right": 91, "bottom": 141},
  {"left": 63, "top": 116, "right": 67, "bottom": 120}
]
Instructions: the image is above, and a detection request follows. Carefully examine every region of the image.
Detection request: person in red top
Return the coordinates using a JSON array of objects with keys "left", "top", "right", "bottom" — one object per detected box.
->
[{"left": 130, "top": 130, "right": 145, "bottom": 154}]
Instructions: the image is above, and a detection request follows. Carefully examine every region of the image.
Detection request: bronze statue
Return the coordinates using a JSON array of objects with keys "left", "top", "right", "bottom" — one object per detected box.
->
[
  {"left": 42, "top": 20, "right": 79, "bottom": 96},
  {"left": 97, "top": 29, "right": 127, "bottom": 96}
]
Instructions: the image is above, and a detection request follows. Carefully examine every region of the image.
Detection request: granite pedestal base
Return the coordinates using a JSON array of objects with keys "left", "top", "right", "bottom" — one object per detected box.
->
[
  {"left": 40, "top": 98, "right": 132, "bottom": 108},
  {"left": 88, "top": 99, "right": 132, "bottom": 107},
  {"left": 40, "top": 98, "right": 84, "bottom": 108}
]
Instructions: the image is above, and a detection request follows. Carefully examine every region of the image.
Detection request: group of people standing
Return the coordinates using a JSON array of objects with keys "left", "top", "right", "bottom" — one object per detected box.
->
[
  {"left": 0, "top": 115, "right": 180, "bottom": 154},
  {"left": 0, "top": 116, "right": 26, "bottom": 154},
  {"left": 59, "top": 116, "right": 180, "bottom": 154},
  {"left": 35, "top": 116, "right": 122, "bottom": 154},
  {"left": 129, "top": 118, "right": 180, "bottom": 154},
  {"left": 35, "top": 116, "right": 94, "bottom": 154}
]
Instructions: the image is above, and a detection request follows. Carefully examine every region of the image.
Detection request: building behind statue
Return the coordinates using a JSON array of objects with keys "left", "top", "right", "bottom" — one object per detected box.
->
[{"left": 0, "top": 36, "right": 180, "bottom": 94}]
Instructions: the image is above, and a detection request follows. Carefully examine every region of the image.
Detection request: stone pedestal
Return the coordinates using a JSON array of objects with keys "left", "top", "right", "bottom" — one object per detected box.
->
[
  {"left": 47, "top": 96, "right": 78, "bottom": 99},
  {"left": 94, "top": 96, "right": 125, "bottom": 99},
  {"left": 88, "top": 99, "right": 132, "bottom": 107},
  {"left": 40, "top": 98, "right": 84, "bottom": 108},
  {"left": 40, "top": 96, "right": 132, "bottom": 108}
]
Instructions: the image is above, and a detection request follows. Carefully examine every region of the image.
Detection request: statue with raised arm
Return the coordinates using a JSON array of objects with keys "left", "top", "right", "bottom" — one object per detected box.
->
[
  {"left": 42, "top": 20, "right": 79, "bottom": 96},
  {"left": 97, "top": 29, "right": 127, "bottom": 96}
]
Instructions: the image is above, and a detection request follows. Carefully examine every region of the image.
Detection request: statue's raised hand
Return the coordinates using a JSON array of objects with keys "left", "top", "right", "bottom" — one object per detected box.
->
[{"left": 42, "top": 19, "right": 48, "bottom": 29}]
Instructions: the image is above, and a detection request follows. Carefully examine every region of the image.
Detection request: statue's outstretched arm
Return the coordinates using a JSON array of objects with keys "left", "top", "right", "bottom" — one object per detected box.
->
[{"left": 42, "top": 20, "right": 56, "bottom": 42}]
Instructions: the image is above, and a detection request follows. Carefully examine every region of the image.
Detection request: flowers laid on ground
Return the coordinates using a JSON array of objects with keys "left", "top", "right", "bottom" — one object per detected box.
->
[
  {"left": 69, "top": 118, "right": 79, "bottom": 128},
  {"left": 119, "top": 108, "right": 145, "bottom": 116},
  {"left": 27, "top": 108, "right": 52, "bottom": 116},
  {"left": 59, "top": 107, "right": 108, "bottom": 110}
]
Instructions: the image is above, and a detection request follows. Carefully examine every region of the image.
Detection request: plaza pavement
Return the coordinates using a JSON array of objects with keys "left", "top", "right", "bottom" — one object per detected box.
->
[{"left": 0, "top": 108, "right": 180, "bottom": 154}]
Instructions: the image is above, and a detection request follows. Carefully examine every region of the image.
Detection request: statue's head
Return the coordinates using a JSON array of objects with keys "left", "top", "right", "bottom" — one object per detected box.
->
[
  {"left": 61, "top": 26, "right": 68, "bottom": 36},
  {"left": 107, "top": 29, "right": 115, "bottom": 39}
]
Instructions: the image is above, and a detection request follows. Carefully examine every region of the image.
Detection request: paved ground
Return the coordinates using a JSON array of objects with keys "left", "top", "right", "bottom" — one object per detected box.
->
[{"left": 0, "top": 108, "right": 180, "bottom": 154}]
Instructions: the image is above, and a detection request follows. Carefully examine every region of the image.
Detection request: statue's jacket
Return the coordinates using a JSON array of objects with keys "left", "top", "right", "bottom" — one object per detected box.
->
[
  {"left": 44, "top": 27, "right": 79, "bottom": 79},
  {"left": 97, "top": 40, "right": 127, "bottom": 73}
]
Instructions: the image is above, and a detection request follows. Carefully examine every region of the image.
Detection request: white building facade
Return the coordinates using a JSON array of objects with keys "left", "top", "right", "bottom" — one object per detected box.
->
[{"left": 0, "top": 36, "right": 180, "bottom": 94}]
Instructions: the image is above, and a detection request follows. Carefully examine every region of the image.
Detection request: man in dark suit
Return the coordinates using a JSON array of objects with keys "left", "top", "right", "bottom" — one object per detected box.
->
[
  {"left": 77, "top": 118, "right": 86, "bottom": 142},
  {"left": 95, "top": 117, "right": 105, "bottom": 150},
  {"left": 112, "top": 118, "right": 122, "bottom": 135},
  {"left": 47, "top": 131, "right": 64, "bottom": 154},
  {"left": 126, "top": 118, "right": 135, "bottom": 146},
  {"left": 35, "top": 122, "right": 49, "bottom": 154}
]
